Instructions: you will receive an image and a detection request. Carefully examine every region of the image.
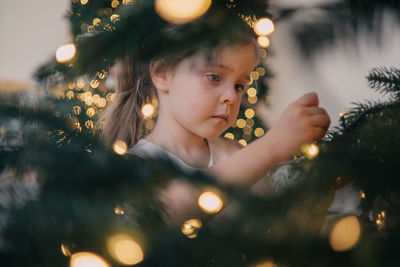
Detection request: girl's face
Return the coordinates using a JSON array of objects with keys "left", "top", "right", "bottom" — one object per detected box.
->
[{"left": 161, "top": 43, "right": 258, "bottom": 139}]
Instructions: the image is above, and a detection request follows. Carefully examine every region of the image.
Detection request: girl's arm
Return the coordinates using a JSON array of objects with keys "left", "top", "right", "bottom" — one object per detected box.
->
[{"left": 206, "top": 92, "right": 331, "bottom": 186}]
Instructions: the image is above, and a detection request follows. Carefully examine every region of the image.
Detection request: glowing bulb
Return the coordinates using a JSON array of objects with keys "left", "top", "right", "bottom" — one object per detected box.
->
[
  {"left": 224, "top": 133, "right": 234, "bottom": 140},
  {"left": 254, "top": 127, "right": 265, "bottom": 137},
  {"left": 114, "top": 206, "right": 125, "bottom": 215},
  {"left": 86, "top": 107, "right": 96, "bottom": 117},
  {"left": 85, "top": 120, "right": 94, "bottom": 129},
  {"left": 155, "top": 0, "right": 212, "bottom": 24},
  {"left": 238, "top": 139, "right": 247, "bottom": 147},
  {"left": 80, "top": 0, "right": 89, "bottom": 5},
  {"left": 248, "top": 96, "right": 258, "bottom": 104},
  {"left": 90, "top": 79, "right": 99, "bottom": 88},
  {"left": 257, "top": 36, "right": 270, "bottom": 48},
  {"left": 250, "top": 71, "right": 260, "bottom": 81},
  {"left": 70, "top": 252, "right": 109, "bottom": 267},
  {"left": 93, "top": 18, "right": 101, "bottom": 26},
  {"left": 256, "top": 67, "right": 266, "bottom": 76},
  {"left": 107, "top": 234, "right": 144, "bottom": 265},
  {"left": 236, "top": 119, "right": 246, "bottom": 128},
  {"left": 245, "top": 109, "right": 255, "bottom": 119},
  {"left": 66, "top": 91, "right": 74, "bottom": 100},
  {"left": 98, "top": 98, "right": 107, "bottom": 108},
  {"left": 181, "top": 218, "right": 202, "bottom": 238},
  {"left": 111, "top": 0, "right": 120, "bottom": 8},
  {"left": 329, "top": 216, "right": 361, "bottom": 251},
  {"left": 61, "top": 243, "right": 73, "bottom": 257},
  {"left": 113, "top": 140, "right": 128, "bottom": 155},
  {"left": 247, "top": 88, "right": 257, "bottom": 97},
  {"left": 73, "top": 106, "right": 81, "bottom": 115},
  {"left": 56, "top": 44, "right": 76, "bottom": 63},
  {"left": 198, "top": 191, "right": 223, "bottom": 214},
  {"left": 302, "top": 144, "right": 319, "bottom": 159},
  {"left": 141, "top": 103, "right": 154, "bottom": 118},
  {"left": 254, "top": 18, "right": 275, "bottom": 36}
]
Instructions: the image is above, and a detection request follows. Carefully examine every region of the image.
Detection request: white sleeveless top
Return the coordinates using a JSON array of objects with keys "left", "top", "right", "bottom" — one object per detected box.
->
[{"left": 128, "top": 139, "right": 214, "bottom": 173}]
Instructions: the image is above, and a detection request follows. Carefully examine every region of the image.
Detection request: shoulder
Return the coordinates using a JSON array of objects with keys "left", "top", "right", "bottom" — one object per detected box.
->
[{"left": 208, "top": 136, "right": 243, "bottom": 163}]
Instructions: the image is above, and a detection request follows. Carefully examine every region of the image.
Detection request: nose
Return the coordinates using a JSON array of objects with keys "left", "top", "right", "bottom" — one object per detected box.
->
[{"left": 220, "top": 84, "right": 239, "bottom": 104}]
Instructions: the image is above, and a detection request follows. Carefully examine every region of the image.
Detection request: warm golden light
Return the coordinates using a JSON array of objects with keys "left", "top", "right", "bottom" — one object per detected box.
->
[
  {"left": 73, "top": 106, "right": 81, "bottom": 115},
  {"left": 111, "top": 0, "right": 120, "bottom": 9},
  {"left": 238, "top": 139, "right": 247, "bottom": 147},
  {"left": 114, "top": 206, "right": 125, "bottom": 215},
  {"left": 247, "top": 87, "right": 257, "bottom": 97},
  {"left": 181, "top": 218, "right": 202, "bottom": 238},
  {"left": 90, "top": 79, "right": 99, "bottom": 88},
  {"left": 198, "top": 191, "right": 223, "bottom": 214},
  {"left": 86, "top": 107, "right": 96, "bottom": 117},
  {"left": 224, "top": 133, "right": 234, "bottom": 140},
  {"left": 77, "top": 79, "right": 85, "bottom": 88},
  {"left": 70, "top": 252, "right": 109, "bottom": 267},
  {"left": 254, "top": 127, "right": 265, "bottom": 137},
  {"left": 302, "top": 144, "right": 319, "bottom": 159},
  {"left": 245, "top": 108, "right": 255, "bottom": 119},
  {"left": 259, "top": 49, "right": 267, "bottom": 58},
  {"left": 254, "top": 18, "right": 275, "bottom": 36},
  {"left": 113, "top": 140, "right": 128, "bottom": 155},
  {"left": 248, "top": 96, "right": 258, "bottom": 104},
  {"left": 107, "top": 234, "right": 144, "bottom": 265},
  {"left": 56, "top": 44, "right": 76, "bottom": 63},
  {"left": 61, "top": 243, "right": 73, "bottom": 257},
  {"left": 250, "top": 71, "right": 260, "bottom": 81},
  {"left": 236, "top": 119, "right": 246, "bottom": 128},
  {"left": 80, "top": 0, "right": 89, "bottom": 5},
  {"left": 256, "top": 67, "right": 266, "bottom": 76},
  {"left": 255, "top": 259, "right": 278, "bottom": 267},
  {"left": 110, "top": 14, "right": 120, "bottom": 23},
  {"left": 329, "top": 216, "right": 361, "bottom": 251},
  {"left": 85, "top": 120, "right": 94, "bottom": 129},
  {"left": 141, "top": 103, "right": 154, "bottom": 118},
  {"left": 155, "top": 0, "right": 212, "bottom": 24},
  {"left": 98, "top": 98, "right": 107, "bottom": 108},
  {"left": 360, "top": 190, "right": 366, "bottom": 199},
  {"left": 66, "top": 91, "right": 74, "bottom": 100},
  {"left": 93, "top": 18, "right": 101, "bottom": 26},
  {"left": 257, "top": 36, "right": 270, "bottom": 48}
]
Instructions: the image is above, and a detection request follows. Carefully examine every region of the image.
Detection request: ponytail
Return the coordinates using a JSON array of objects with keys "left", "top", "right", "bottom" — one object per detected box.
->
[{"left": 100, "top": 55, "right": 156, "bottom": 147}]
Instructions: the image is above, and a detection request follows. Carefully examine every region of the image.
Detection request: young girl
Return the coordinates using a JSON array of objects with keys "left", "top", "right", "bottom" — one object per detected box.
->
[{"left": 100, "top": 16, "right": 331, "bottom": 225}]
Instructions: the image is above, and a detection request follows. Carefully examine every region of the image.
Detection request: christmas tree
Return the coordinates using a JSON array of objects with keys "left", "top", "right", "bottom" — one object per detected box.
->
[{"left": 1, "top": 0, "right": 400, "bottom": 266}]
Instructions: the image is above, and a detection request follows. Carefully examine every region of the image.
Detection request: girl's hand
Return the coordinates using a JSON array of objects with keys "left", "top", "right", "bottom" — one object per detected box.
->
[{"left": 267, "top": 92, "right": 331, "bottom": 159}]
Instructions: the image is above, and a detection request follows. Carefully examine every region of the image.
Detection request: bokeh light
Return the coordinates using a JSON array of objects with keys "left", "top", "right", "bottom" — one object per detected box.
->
[
  {"left": 56, "top": 44, "right": 76, "bottom": 63},
  {"left": 107, "top": 234, "right": 144, "bottom": 265},
  {"left": 254, "top": 127, "right": 265, "bottom": 137},
  {"left": 113, "top": 140, "right": 128, "bottom": 155},
  {"left": 70, "top": 252, "right": 109, "bottom": 267},
  {"left": 329, "top": 216, "right": 361, "bottom": 251},
  {"left": 238, "top": 139, "right": 247, "bottom": 147},
  {"left": 302, "top": 144, "right": 319, "bottom": 159},
  {"left": 245, "top": 108, "right": 255, "bottom": 119},
  {"left": 257, "top": 36, "right": 270, "bottom": 48},
  {"left": 224, "top": 133, "right": 234, "bottom": 140},
  {"left": 247, "top": 87, "right": 257, "bottom": 97},
  {"left": 181, "top": 218, "right": 202, "bottom": 238},
  {"left": 141, "top": 103, "right": 154, "bottom": 118},
  {"left": 254, "top": 18, "right": 275, "bottom": 36},
  {"left": 198, "top": 191, "right": 223, "bottom": 214},
  {"left": 155, "top": 0, "right": 212, "bottom": 24},
  {"left": 236, "top": 119, "right": 246, "bottom": 128}
]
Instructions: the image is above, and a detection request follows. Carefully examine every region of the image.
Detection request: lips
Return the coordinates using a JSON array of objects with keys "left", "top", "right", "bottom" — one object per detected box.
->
[{"left": 212, "top": 114, "right": 229, "bottom": 122}]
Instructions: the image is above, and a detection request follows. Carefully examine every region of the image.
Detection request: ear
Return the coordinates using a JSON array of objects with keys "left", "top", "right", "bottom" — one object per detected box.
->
[{"left": 149, "top": 60, "right": 170, "bottom": 93}]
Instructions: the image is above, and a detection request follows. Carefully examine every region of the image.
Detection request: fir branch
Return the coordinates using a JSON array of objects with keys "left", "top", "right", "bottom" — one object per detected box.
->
[{"left": 367, "top": 66, "right": 400, "bottom": 100}]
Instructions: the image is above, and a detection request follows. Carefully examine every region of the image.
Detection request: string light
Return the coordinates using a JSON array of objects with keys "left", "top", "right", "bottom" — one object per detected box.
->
[
  {"left": 114, "top": 206, "right": 125, "bottom": 215},
  {"left": 113, "top": 140, "right": 128, "bottom": 155},
  {"left": 155, "top": 0, "right": 212, "bottom": 24},
  {"left": 61, "top": 243, "right": 73, "bottom": 257},
  {"left": 66, "top": 91, "right": 74, "bottom": 100},
  {"left": 70, "top": 252, "right": 110, "bottom": 267},
  {"left": 259, "top": 49, "right": 267, "bottom": 58},
  {"left": 85, "top": 120, "right": 94, "bottom": 129},
  {"left": 110, "top": 14, "right": 120, "bottom": 23},
  {"left": 248, "top": 96, "right": 258, "bottom": 104},
  {"left": 86, "top": 107, "right": 96, "bottom": 117},
  {"left": 257, "top": 36, "right": 270, "bottom": 48},
  {"left": 254, "top": 18, "right": 275, "bottom": 36},
  {"left": 236, "top": 119, "right": 246, "bottom": 128},
  {"left": 376, "top": 210, "right": 386, "bottom": 230},
  {"left": 247, "top": 87, "right": 257, "bottom": 97},
  {"left": 107, "top": 234, "right": 144, "bottom": 265},
  {"left": 256, "top": 67, "right": 266, "bottom": 76},
  {"left": 141, "top": 103, "right": 154, "bottom": 118},
  {"left": 254, "top": 127, "right": 264, "bottom": 137},
  {"left": 111, "top": 0, "right": 120, "bottom": 8},
  {"left": 98, "top": 98, "right": 107, "bottom": 108},
  {"left": 56, "top": 44, "right": 76, "bottom": 63},
  {"left": 245, "top": 109, "right": 255, "bottom": 119},
  {"left": 302, "top": 144, "right": 319, "bottom": 159},
  {"left": 80, "top": 0, "right": 89, "bottom": 5},
  {"left": 93, "top": 18, "right": 101, "bottom": 26},
  {"left": 181, "top": 218, "right": 202, "bottom": 238},
  {"left": 360, "top": 190, "right": 366, "bottom": 199},
  {"left": 224, "top": 133, "right": 234, "bottom": 140},
  {"left": 198, "top": 191, "right": 223, "bottom": 214},
  {"left": 329, "top": 216, "right": 361, "bottom": 251},
  {"left": 238, "top": 139, "right": 247, "bottom": 146},
  {"left": 90, "top": 80, "right": 99, "bottom": 88},
  {"left": 250, "top": 71, "right": 260, "bottom": 81}
]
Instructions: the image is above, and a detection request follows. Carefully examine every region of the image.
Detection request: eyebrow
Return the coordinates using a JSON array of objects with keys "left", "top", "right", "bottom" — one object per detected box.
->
[{"left": 206, "top": 63, "right": 251, "bottom": 83}]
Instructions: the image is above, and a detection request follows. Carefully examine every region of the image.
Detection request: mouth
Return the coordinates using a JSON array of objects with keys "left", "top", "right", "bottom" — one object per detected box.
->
[{"left": 212, "top": 115, "right": 229, "bottom": 122}]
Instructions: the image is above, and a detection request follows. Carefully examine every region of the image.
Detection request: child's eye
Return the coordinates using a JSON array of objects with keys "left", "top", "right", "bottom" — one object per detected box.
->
[
  {"left": 235, "top": 84, "right": 245, "bottom": 92},
  {"left": 206, "top": 73, "right": 221, "bottom": 83}
]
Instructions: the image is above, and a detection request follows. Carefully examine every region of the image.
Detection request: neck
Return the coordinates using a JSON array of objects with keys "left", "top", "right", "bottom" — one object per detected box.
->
[{"left": 144, "top": 110, "right": 211, "bottom": 168}]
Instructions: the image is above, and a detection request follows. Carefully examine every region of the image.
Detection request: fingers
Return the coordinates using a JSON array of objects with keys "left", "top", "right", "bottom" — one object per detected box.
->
[
  {"left": 294, "top": 92, "right": 319, "bottom": 107},
  {"left": 305, "top": 106, "right": 328, "bottom": 116},
  {"left": 309, "top": 114, "right": 331, "bottom": 129}
]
